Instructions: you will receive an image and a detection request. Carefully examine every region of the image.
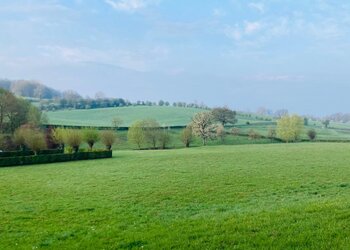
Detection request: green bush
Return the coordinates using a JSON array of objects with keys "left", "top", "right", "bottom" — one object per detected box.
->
[
  {"left": 83, "top": 128, "right": 100, "bottom": 151},
  {"left": 100, "top": 130, "right": 117, "bottom": 151},
  {"left": 64, "top": 129, "right": 82, "bottom": 153}
]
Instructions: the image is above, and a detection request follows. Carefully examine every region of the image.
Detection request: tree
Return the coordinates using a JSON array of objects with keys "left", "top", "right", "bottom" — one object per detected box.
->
[
  {"left": 322, "top": 120, "right": 330, "bottom": 128},
  {"left": 142, "top": 119, "right": 161, "bottom": 149},
  {"left": 276, "top": 115, "right": 304, "bottom": 143},
  {"left": 211, "top": 107, "right": 237, "bottom": 126},
  {"left": 52, "top": 128, "right": 66, "bottom": 150},
  {"left": 23, "top": 130, "right": 47, "bottom": 155},
  {"left": 181, "top": 125, "right": 193, "bottom": 148},
  {"left": 100, "top": 130, "right": 117, "bottom": 150},
  {"left": 248, "top": 129, "right": 261, "bottom": 140},
  {"left": 216, "top": 124, "right": 226, "bottom": 142},
  {"left": 158, "top": 130, "right": 171, "bottom": 149},
  {"left": 64, "top": 129, "right": 82, "bottom": 153},
  {"left": 27, "top": 106, "right": 43, "bottom": 126},
  {"left": 111, "top": 117, "right": 123, "bottom": 129},
  {"left": 307, "top": 129, "right": 317, "bottom": 141},
  {"left": 128, "top": 121, "right": 145, "bottom": 149},
  {"left": 191, "top": 112, "right": 216, "bottom": 145},
  {"left": 267, "top": 126, "right": 276, "bottom": 141},
  {"left": 304, "top": 117, "right": 309, "bottom": 126},
  {"left": 231, "top": 127, "right": 240, "bottom": 136},
  {"left": 13, "top": 126, "right": 32, "bottom": 150},
  {"left": 83, "top": 128, "right": 100, "bottom": 151}
]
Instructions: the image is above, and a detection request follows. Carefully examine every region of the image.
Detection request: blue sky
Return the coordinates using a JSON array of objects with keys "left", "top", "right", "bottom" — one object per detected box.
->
[{"left": 1, "top": 0, "right": 350, "bottom": 115}]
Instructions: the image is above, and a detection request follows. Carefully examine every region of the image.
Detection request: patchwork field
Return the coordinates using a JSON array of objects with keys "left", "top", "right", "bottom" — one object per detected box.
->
[{"left": 2, "top": 143, "right": 350, "bottom": 249}]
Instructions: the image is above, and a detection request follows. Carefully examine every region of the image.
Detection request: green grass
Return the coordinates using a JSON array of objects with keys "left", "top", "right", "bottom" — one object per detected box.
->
[
  {"left": 2, "top": 143, "right": 350, "bottom": 249},
  {"left": 45, "top": 106, "right": 208, "bottom": 127}
]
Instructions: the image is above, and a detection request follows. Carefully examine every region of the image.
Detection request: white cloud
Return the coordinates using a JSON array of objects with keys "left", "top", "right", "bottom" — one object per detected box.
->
[
  {"left": 248, "top": 2, "right": 265, "bottom": 13},
  {"left": 104, "top": 0, "right": 159, "bottom": 12},
  {"left": 244, "top": 21, "right": 262, "bottom": 34}
]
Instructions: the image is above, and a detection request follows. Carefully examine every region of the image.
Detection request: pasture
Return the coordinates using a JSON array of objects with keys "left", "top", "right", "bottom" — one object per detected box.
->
[{"left": 1, "top": 143, "right": 350, "bottom": 249}]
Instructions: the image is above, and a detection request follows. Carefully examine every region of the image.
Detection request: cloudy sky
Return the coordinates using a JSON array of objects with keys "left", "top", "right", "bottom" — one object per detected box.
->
[{"left": 1, "top": 0, "right": 350, "bottom": 115}]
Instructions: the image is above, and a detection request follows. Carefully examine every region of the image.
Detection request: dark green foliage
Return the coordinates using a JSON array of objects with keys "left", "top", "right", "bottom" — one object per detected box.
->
[
  {"left": 211, "top": 107, "right": 237, "bottom": 126},
  {"left": 0, "top": 149, "right": 63, "bottom": 158},
  {"left": 307, "top": 129, "right": 317, "bottom": 141},
  {"left": 0, "top": 151, "right": 112, "bottom": 167}
]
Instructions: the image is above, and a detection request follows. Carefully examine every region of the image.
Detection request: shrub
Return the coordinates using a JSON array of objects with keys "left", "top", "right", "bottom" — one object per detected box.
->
[
  {"left": 128, "top": 121, "right": 145, "bottom": 149},
  {"left": 159, "top": 130, "right": 171, "bottom": 149},
  {"left": 83, "top": 128, "right": 100, "bottom": 151},
  {"left": 180, "top": 126, "right": 193, "bottom": 148},
  {"left": 23, "top": 130, "right": 47, "bottom": 155},
  {"left": 64, "top": 129, "right": 82, "bottom": 153},
  {"left": 267, "top": 126, "right": 276, "bottom": 141},
  {"left": 307, "top": 129, "right": 317, "bottom": 141},
  {"left": 216, "top": 125, "right": 226, "bottom": 142},
  {"left": 248, "top": 129, "right": 261, "bottom": 140},
  {"left": 52, "top": 128, "right": 66, "bottom": 150},
  {"left": 13, "top": 126, "right": 31, "bottom": 150},
  {"left": 142, "top": 119, "right": 161, "bottom": 149},
  {"left": 100, "top": 130, "right": 117, "bottom": 150},
  {"left": 231, "top": 127, "right": 240, "bottom": 136}
]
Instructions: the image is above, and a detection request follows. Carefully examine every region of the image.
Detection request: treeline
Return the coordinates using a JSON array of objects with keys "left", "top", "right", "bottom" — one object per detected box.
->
[{"left": 39, "top": 98, "right": 209, "bottom": 111}]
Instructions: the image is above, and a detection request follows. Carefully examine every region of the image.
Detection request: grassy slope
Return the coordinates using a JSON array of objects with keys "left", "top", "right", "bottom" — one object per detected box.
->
[
  {"left": 45, "top": 106, "right": 207, "bottom": 127},
  {"left": 2, "top": 143, "right": 350, "bottom": 249}
]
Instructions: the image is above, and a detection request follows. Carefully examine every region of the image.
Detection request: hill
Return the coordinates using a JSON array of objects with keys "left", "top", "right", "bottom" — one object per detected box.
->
[
  {"left": 1, "top": 144, "right": 350, "bottom": 249},
  {"left": 45, "top": 106, "right": 209, "bottom": 127},
  {"left": 0, "top": 79, "right": 62, "bottom": 99}
]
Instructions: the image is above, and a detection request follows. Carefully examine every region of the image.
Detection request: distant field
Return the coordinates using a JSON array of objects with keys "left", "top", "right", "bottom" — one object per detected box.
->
[
  {"left": 45, "top": 106, "right": 207, "bottom": 127},
  {"left": 2, "top": 144, "right": 350, "bottom": 249}
]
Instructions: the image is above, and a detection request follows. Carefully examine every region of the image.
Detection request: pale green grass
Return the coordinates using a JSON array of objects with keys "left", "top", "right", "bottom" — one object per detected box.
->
[{"left": 1, "top": 144, "right": 350, "bottom": 249}]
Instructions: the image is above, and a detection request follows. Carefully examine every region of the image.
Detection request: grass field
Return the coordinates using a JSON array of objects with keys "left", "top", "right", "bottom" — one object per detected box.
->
[
  {"left": 2, "top": 143, "right": 350, "bottom": 249},
  {"left": 45, "top": 106, "right": 208, "bottom": 127}
]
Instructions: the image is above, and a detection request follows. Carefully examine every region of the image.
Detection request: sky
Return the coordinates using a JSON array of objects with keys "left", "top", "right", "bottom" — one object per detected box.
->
[{"left": 1, "top": 0, "right": 350, "bottom": 115}]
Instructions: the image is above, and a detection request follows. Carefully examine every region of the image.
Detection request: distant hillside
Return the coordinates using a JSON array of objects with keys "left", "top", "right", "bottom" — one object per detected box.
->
[{"left": 0, "top": 79, "right": 64, "bottom": 99}]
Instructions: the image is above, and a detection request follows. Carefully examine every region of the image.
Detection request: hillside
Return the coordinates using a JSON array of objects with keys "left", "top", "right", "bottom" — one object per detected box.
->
[
  {"left": 2, "top": 144, "right": 350, "bottom": 249},
  {"left": 0, "top": 79, "right": 61, "bottom": 99}
]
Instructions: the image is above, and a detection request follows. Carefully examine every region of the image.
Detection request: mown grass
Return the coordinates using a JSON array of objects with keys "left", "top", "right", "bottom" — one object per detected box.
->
[{"left": 1, "top": 143, "right": 350, "bottom": 249}]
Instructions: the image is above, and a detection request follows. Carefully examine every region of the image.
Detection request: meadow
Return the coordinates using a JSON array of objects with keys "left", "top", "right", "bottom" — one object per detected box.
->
[
  {"left": 1, "top": 143, "right": 350, "bottom": 249},
  {"left": 45, "top": 106, "right": 350, "bottom": 142}
]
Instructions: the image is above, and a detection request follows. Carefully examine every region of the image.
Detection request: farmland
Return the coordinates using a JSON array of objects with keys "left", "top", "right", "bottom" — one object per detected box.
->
[{"left": 1, "top": 143, "right": 350, "bottom": 249}]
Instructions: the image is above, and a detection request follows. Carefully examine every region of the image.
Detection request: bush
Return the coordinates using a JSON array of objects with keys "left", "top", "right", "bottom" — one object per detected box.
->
[
  {"left": 307, "top": 129, "right": 317, "bottom": 141},
  {"left": 128, "top": 121, "right": 145, "bottom": 149},
  {"left": 13, "top": 127, "right": 31, "bottom": 150},
  {"left": 248, "top": 129, "right": 261, "bottom": 140},
  {"left": 64, "top": 129, "right": 82, "bottom": 153},
  {"left": 216, "top": 125, "right": 226, "bottom": 142},
  {"left": 23, "top": 130, "right": 47, "bottom": 155},
  {"left": 83, "top": 128, "right": 100, "bottom": 151},
  {"left": 142, "top": 119, "right": 161, "bottom": 149},
  {"left": 52, "top": 128, "right": 66, "bottom": 150},
  {"left": 180, "top": 126, "right": 193, "bottom": 148},
  {"left": 100, "top": 130, "right": 117, "bottom": 150},
  {"left": 231, "top": 127, "right": 240, "bottom": 136},
  {"left": 267, "top": 126, "right": 276, "bottom": 140}
]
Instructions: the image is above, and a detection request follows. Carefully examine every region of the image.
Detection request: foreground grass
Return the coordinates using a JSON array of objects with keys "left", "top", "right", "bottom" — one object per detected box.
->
[{"left": 1, "top": 143, "right": 350, "bottom": 249}]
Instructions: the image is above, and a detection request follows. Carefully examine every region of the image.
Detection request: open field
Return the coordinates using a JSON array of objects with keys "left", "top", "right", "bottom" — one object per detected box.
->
[
  {"left": 44, "top": 106, "right": 271, "bottom": 127},
  {"left": 45, "top": 106, "right": 207, "bottom": 127},
  {"left": 2, "top": 143, "right": 350, "bottom": 249}
]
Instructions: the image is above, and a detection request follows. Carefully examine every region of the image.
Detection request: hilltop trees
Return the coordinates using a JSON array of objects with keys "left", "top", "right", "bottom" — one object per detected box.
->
[
  {"left": 211, "top": 107, "right": 237, "bottom": 126},
  {"left": 277, "top": 115, "right": 304, "bottom": 143}
]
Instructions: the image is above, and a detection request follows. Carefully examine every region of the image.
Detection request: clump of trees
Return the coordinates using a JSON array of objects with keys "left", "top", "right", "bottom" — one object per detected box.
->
[
  {"left": 127, "top": 119, "right": 172, "bottom": 150},
  {"left": 276, "top": 115, "right": 304, "bottom": 142},
  {"left": 211, "top": 107, "right": 237, "bottom": 126}
]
